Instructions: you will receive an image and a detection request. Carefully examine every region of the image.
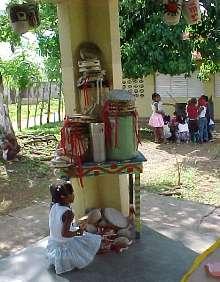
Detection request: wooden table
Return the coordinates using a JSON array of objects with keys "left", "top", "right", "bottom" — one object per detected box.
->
[{"left": 59, "top": 152, "right": 146, "bottom": 239}]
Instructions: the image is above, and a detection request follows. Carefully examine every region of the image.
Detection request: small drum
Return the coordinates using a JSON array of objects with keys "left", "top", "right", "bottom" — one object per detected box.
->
[{"left": 104, "top": 208, "right": 128, "bottom": 229}]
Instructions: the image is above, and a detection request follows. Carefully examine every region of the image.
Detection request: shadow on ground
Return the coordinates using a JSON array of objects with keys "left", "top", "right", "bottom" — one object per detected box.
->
[
  {"left": 61, "top": 226, "right": 196, "bottom": 282},
  {"left": 0, "top": 225, "right": 197, "bottom": 282}
]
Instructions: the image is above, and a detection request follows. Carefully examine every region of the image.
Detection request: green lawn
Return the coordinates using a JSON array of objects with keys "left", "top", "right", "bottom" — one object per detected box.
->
[{"left": 8, "top": 98, "right": 65, "bottom": 123}]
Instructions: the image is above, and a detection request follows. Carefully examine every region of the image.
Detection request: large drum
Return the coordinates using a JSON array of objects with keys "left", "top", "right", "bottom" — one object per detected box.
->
[
  {"left": 103, "top": 90, "right": 139, "bottom": 161},
  {"left": 107, "top": 115, "right": 138, "bottom": 161}
]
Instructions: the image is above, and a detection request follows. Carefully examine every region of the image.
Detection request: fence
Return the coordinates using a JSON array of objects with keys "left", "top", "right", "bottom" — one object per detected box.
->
[{"left": 3, "top": 82, "right": 65, "bottom": 131}]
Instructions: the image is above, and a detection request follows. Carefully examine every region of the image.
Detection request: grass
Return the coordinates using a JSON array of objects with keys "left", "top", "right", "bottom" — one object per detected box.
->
[
  {"left": 143, "top": 166, "right": 220, "bottom": 206},
  {"left": 0, "top": 123, "right": 60, "bottom": 215},
  {"left": 19, "top": 122, "right": 61, "bottom": 139},
  {"left": 8, "top": 98, "right": 65, "bottom": 123}
]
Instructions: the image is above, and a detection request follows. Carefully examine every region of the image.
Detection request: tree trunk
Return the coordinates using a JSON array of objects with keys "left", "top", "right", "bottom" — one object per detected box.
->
[
  {"left": 0, "top": 74, "right": 20, "bottom": 161},
  {"left": 16, "top": 90, "right": 22, "bottom": 131},
  {"left": 58, "top": 82, "right": 62, "bottom": 122},
  {"left": 47, "top": 82, "right": 52, "bottom": 123},
  {"left": 40, "top": 86, "right": 45, "bottom": 126},
  {"left": 34, "top": 87, "right": 39, "bottom": 126},
  {"left": 26, "top": 88, "right": 30, "bottom": 128}
]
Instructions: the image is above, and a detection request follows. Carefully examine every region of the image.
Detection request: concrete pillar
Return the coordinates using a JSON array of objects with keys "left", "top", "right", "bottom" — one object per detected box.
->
[{"left": 56, "top": 0, "right": 129, "bottom": 219}]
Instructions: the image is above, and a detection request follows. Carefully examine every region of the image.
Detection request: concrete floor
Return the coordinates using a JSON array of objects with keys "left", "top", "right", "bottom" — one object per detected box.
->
[
  {"left": 1, "top": 192, "right": 220, "bottom": 282},
  {"left": 0, "top": 226, "right": 196, "bottom": 282}
]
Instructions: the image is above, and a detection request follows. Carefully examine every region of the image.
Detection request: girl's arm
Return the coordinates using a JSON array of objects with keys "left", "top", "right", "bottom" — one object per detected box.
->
[
  {"left": 153, "top": 102, "right": 163, "bottom": 114},
  {"left": 61, "top": 210, "right": 83, "bottom": 237}
]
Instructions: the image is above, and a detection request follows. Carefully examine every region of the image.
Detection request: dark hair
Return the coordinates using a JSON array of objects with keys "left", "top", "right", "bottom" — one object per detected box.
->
[
  {"left": 152, "top": 93, "right": 157, "bottom": 100},
  {"left": 179, "top": 116, "right": 187, "bottom": 124},
  {"left": 189, "top": 97, "right": 197, "bottom": 105},
  {"left": 49, "top": 182, "right": 73, "bottom": 204},
  {"left": 201, "top": 95, "right": 208, "bottom": 102}
]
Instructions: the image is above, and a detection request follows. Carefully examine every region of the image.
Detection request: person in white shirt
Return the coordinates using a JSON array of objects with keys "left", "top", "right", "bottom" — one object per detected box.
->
[
  {"left": 198, "top": 96, "right": 208, "bottom": 143},
  {"left": 176, "top": 116, "right": 190, "bottom": 143}
]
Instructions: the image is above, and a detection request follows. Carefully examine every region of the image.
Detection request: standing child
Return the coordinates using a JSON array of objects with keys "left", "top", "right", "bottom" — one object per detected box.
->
[
  {"left": 186, "top": 98, "right": 199, "bottom": 143},
  {"left": 149, "top": 93, "right": 164, "bottom": 143},
  {"left": 198, "top": 96, "right": 208, "bottom": 143},
  {"left": 47, "top": 182, "right": 102, "bottom": 274}
]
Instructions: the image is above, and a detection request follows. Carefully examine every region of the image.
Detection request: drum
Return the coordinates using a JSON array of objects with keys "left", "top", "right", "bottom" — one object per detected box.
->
[
  {"left": 104, "top": 208, "right": 128, "bottom": 229},
  {"left": 107, "top": 115, "right": 138, "bottom": 161}
]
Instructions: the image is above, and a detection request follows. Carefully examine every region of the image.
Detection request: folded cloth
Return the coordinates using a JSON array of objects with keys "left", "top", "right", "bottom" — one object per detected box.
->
[{"left": 205, "top": 262, "right": 220, "bottom": 277}]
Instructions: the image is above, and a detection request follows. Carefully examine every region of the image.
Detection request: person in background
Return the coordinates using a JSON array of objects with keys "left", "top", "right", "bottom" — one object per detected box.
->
[
  {"left": 198, "top": 96, "right": 208, "bottom": 143},
  {"left": 201, "top": 95, "right": 214, "bottom": 141},
  {"left": 149, "top": 93, "right": 165, "bottom": 143},
  {"left": 176, "top": 116, "right": 190, "bottom": 143},
  {"left": 186, "top": 98, "right": 199, "bottom": 143},
  {"left": 169, "top": 112, "right": 179, "bottom": 142},
  {"left": 2, "top": 133, "right": 20, "bottom": 161}
]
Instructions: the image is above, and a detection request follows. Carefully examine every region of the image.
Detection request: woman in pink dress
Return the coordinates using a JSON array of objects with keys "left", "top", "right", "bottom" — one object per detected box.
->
[{"left": 149, "top": 93, "right": 165, "bottom": 143}]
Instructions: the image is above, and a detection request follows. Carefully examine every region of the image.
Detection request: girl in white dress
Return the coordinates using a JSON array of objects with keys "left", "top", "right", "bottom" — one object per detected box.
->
[{"left": 47, "top": 182, "right": 102, "bottom": 274}]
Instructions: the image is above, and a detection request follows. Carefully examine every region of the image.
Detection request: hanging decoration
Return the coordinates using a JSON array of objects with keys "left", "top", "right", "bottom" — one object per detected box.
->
[
  {"left": 163, "top": 0, "right": 183, "bottom": 26},
  {"left": 7, "top": 3, "right": 40, "bottom": 34},
  {"left": 182, "top": 0, "right": 201, "bottom": 25},
  {"left": 163, "top": 0, "right": 202, "bottom": 26}
]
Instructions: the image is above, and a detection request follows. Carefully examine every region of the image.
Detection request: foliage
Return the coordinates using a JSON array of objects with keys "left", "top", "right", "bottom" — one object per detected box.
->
[
  {"left": 119, "top": 0, "right": 219, "bottom": 79},
  {"left": 36, "top": 3, "right": 61, "bottom": 82},
  {"left": 0, "top": 12, "right": 21, "bottom": 52},
  {"left": 0, "top": 54, "right": 42, "bottom": 91},
  {"left": 189, "top": 0, "right": 220, "bottom": 80}
]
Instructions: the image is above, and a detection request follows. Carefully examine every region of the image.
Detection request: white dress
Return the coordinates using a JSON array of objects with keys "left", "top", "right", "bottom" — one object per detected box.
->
[{"left": 47, "top": 204, "right": 102, "bottom": 274}]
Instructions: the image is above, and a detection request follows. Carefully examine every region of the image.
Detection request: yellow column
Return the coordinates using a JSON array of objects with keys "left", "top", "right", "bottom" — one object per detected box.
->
[{"left": 56, "top": 0, "right": 129, "bottom": 218}]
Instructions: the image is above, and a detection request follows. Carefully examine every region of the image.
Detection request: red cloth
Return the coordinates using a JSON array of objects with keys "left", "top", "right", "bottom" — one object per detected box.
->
[{"left": 186, "top": 104, "right": 198, "bottom": 119}]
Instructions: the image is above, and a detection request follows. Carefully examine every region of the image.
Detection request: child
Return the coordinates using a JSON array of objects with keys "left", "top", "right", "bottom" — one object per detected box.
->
[
  {"left": 149, "top": 93, "right": 165, "bottom": 143},
  {"left": 47, "top": 182, "right": 102, "bottom": 274},
  {"left": 201, "top": 95, "right": 214, "bottom": 141},
  {"left": 176, "top": 116, "right": 190, "bottom": 143},
  {"left": 169, "top": 112, "right": 178, "bottom": 142},
  {"left": 2, "top": 133, "right": 20, "bottom": 161},
  {"left": 186, "top": 98, "right": 199, "bottom": 143},
  {"left": 198, "top": 96, "right": 208, "bottom": 143}
]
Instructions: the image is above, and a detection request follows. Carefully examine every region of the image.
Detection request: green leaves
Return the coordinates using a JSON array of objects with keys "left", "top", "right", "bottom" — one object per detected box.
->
[
  {"left": 0, "top": 1, "right": 61, "bottom": 83},
  {"left": 0, "top": 11, "right": 21, "bottom": 51},
  {"left": 36, "top": 3, "right": 61, "bottom": 83},
  {"left": 120, "top": 0, "right": 219, "bottom": 79},
  {"left": 0, "top": 54, "right": 42, "bottom": 91}
]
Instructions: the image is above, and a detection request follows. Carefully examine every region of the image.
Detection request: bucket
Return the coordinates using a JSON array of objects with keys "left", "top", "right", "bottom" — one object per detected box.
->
[{"left": 107, "top": 115, "right": 138, "bottom": 161}]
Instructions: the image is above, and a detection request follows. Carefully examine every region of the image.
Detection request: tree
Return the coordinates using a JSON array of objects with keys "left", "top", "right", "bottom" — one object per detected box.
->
[
  {"left": 189, "top": 0, "right": 219, "bottom": 80},
  {"left": 0, "top": 54, "right": 42, "bottom": 130},
  {"left": 36, "top": 3, "right": 62, "bottom": 122},
  {"left": 0, "top": 11, "right": 21, "bottom": 53},
  {"left": 119, "top": 0, "right": 219, "bottom": 79}
]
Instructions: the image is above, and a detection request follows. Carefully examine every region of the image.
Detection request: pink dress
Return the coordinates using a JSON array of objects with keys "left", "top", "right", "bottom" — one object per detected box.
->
[{"left": 149, "top": 102, "right": 164, "bottom": 128}]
